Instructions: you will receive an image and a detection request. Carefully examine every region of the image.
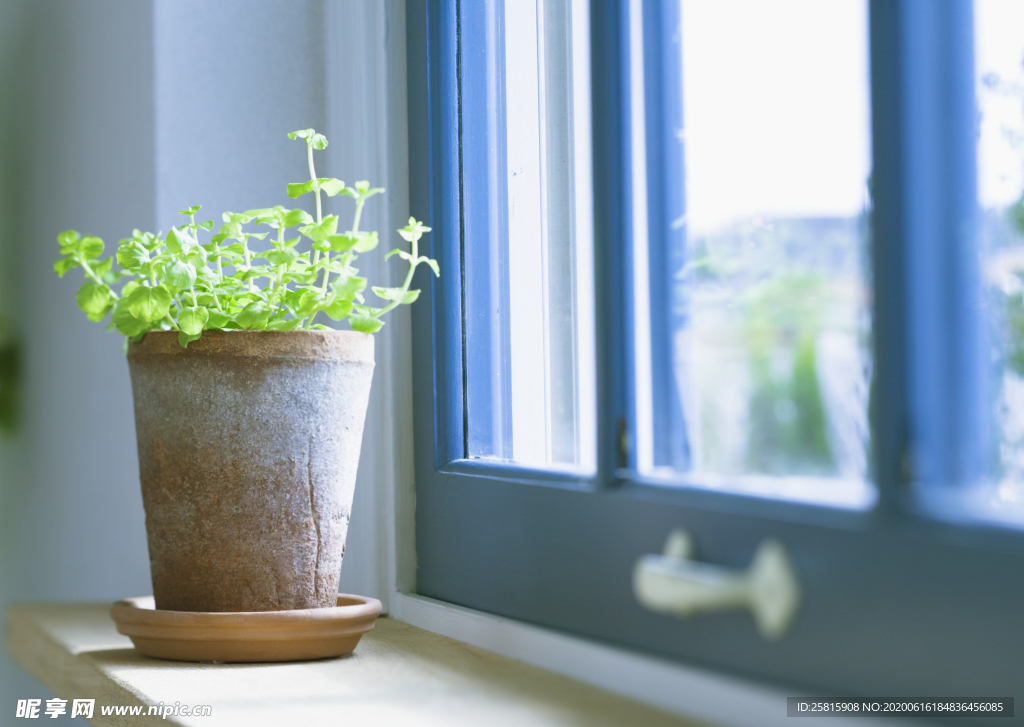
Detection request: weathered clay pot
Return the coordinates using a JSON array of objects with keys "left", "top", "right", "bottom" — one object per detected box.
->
[{"left": 126, "top": 330, "right": 375, "bottom": 613}]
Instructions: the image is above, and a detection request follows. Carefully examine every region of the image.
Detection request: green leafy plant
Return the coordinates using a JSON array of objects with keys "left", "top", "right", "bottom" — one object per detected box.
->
[{"left": 55, "top": 129, "right": 437, "bottom": 347}]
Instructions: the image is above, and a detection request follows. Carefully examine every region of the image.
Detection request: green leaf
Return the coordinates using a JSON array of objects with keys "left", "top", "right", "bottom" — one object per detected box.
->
[
  {"left": 117, "top": 240, "right": 150, "bottom": 269},
  {"left": 234, "top": 266, "right": 269, "bottom": 283},
  {"left": 424, "top": 258, "right": 441, "bottom": 276},
  {"left": 324, "top": 297, "right": 353, "bottom": 320},
  {"left": 311, "top": 133, "right": 328, "bottom": 150},
  {"left": 54, "top": 257, "right": 79, "bottom": 277},
  {"left": 287, "top": 180, "right": 317, "bottom": 198},
  {"left": 76, "top": 283, "right": 113, "bottom": 321},
  {"left": 265, "top": 247, "right": 300, "bottom": 266},
  {"left": 178, "top": 205, "right": 201, "bottom": 216},
  {"left": 384, "top": 248, "right": 411, "bottom": 261},
  {"left": 111, "top": 298, "right": 149, "bottom": 337},
  {"left": 353, "top": 230, "right": 379, "bottom": 253},
  {"left": 333, "top": 275, "right": 367, "bottom": 299},
  {"left": 283, "top": 269, "right": 318, "bottom": 285},
  {"left": 222, "top": 212, "right": 253, "bottom": 225},
  {"left": 399, "top": 217, "right": 432, "bottom": 242},
  {"left": 178, "top": 306, "right": 209, "bottom": 336},
  {"left": 57, "top": 230, "right": 80, "bottom": 253},
  {"left": 300, "top": 215, "right": 339, "bottom": 243},
  {"left": 127, "top": 285, "right": 172, "bottom": 322},
  {"left": 178, "top": 331, "right": 202, "bottom": 348},
  {"left": 79, "top": 236, "right": 104, "bottom": 260},
  {"left": 206, "top": 310, "right": 232, "bottom": 328},
  {"left": 283, "top": 288, "right": 306, "bottom": 310},
  {"left": 185, "top": 245, "right": 208, "bottom": 267},
  {"left": 282, "top": 209, "right": 313, "bottom": 228},
  {"left": 235, "top": 302, "right": 271, "bottom": 330},
  {"left": 318, "top": 178, "right": 345, "bottom": 197},
  {"left": 288, "top": 128, "right": 314, "bottom": 140},
  {"left": 93, "top": 257, "right": 114, "bottom": 278},
  {"left": 165, "top": 227, "right": 196, "bottom": 254},
  {"left": 328, "top": 233, "right": 358, "bottom": 252},
  {"left": 267, "top": 318, "right": 304, "bottom": 331},
  {"left": 246, "top": 210, "right": 280, "bottom": 228},
  {"left": 372, "top": 286, "right": 420, "bottom": 304},
  {"left": 199, "top": 219, "right": 215, "bottom": 231},
  {"left": 350, "top": 184, "right": 384, "bottom": 201},
  {"left": 295, "top": 288, "right": 325, "bottom": 315},
  {"left": 157, "top": 258, "right": 197, "bottom": 291},
  {"left": 196, "top": 266, "right": 220, "bottom": 284},
  {"left": 349, "top": 312, "right": 384, "bottom": 333}
]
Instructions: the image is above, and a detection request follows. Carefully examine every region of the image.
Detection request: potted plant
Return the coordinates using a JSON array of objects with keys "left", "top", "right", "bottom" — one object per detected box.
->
[{"left": 54, "top": 129, "right": 436, "bottom": 619}]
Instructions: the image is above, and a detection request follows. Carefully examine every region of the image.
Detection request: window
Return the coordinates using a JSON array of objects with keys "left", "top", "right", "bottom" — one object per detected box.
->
[
  {"left": 637, "top": 0, "right": 875, "bottom": 510},
  {"left": 406, "top": 0, "right": 1024, "bottom": 699},
  {"left": 461, "top": 0, "right": 596, "bottom": 470},
  {"left": 976, "top": 0, "right": 1024, "bottom": 525}
]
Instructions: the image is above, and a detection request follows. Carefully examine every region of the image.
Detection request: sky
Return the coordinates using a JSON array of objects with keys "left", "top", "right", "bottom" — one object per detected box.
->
[
  {"left": 680, "top": 0, "right": 1024, "bottom": 234},
  {"left": 976, "top": 0, "right": 1024, "bottom": 210},
  {"left": 681, "top": 0, "right": 871, "bottom": 235}
]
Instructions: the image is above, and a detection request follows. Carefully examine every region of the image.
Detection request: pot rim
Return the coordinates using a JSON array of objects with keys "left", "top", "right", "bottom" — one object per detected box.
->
[{"left": 127, "top": 329, "right": 375, "bottom": 362}]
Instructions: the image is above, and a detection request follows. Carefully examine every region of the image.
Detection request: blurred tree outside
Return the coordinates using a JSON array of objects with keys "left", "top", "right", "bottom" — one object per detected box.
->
[
  {"left": 677, "top": 213, "right": 871, "bottom": 480},
  {"left": 981, "top": 55, "right": 1024, "bottom": 489}
]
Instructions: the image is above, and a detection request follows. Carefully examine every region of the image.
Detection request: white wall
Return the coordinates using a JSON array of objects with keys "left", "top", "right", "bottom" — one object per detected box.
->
[
  {"left": 0, "top": 1, "right": 409, "bottom": 718},
  {"left": 153, "top": 0, "right": 327, "bottom": 228},
  {"left": 1, "top": 1, "right": 156, "bottom": 718}
]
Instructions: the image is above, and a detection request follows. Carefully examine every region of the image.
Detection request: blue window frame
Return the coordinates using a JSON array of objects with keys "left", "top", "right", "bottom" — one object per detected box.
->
[{"left": 406, "top": 0, "right": 1024, "bottom": 698}]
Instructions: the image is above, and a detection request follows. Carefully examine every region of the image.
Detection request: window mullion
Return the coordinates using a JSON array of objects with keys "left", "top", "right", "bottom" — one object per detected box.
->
[
  {"left": 870, "top": 0, "right": 983, "bottom": 508},
  {"left": 589, "top": 0, "right": 633, "bottom": 481}
]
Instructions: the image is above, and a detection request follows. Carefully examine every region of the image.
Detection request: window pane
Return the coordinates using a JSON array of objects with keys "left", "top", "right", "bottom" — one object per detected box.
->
[
  {"left": 976, "top": 0, "right": 1024, "bottom": 523},
  {"left": 643, "top": 0, "right": 874, "bottom": 506},
  {"left": 463, "top": 0, "right": 596, "bottom": 470}
]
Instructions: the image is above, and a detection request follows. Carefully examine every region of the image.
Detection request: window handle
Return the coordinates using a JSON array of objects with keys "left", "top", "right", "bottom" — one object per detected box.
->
[{"left": 632, "top": 530, "right": 801, "bottom": 640}]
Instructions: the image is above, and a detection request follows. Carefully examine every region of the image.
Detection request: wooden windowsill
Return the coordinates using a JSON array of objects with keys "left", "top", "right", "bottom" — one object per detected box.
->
[{"left": 5, "top": 603, "right": 698, "bottom": 726}]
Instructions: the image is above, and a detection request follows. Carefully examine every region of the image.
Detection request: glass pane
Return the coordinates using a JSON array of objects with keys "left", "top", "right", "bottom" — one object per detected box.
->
[
  {"left": 645, "top": 0, "right": 874, "bottom": 506},
  {"left": 462, "top": 0, "right": 596, "bottom": 470},
  {"left": 976, "top": 0, "right": 1024, "bottom": 522}
]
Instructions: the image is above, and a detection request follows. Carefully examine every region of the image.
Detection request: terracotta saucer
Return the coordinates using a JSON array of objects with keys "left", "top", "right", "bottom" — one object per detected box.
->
[{"left": 110, "top": 594, "right": 382, "bottom": 663}]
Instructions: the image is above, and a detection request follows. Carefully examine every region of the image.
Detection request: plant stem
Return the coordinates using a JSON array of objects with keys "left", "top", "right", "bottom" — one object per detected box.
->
[
  {"left": 191, "top": 212, "right": 221, "bottom": 309},
  {"left": 352, "top": 197, "right": 365, "bottom": 234},
  {"left": 79, "top": 259, "right": 119, "bottom": 299},
  {"left": 307, "top": 142, "right": 323, "bottom": 269},
  {"left": 242, "top": 237, "right": 253, "bottom": 294},
  {"left": 375, "top": 235, "right": 419, "bottom": 319},
  {"left": 269, "top": 226, "right": 285, "bottom": 311},
  {"left": 321, "top": 252, "right": 330, "bottom": 293},
  {"left": 307, "top": 143, "right": 321, "bottom": 225}
]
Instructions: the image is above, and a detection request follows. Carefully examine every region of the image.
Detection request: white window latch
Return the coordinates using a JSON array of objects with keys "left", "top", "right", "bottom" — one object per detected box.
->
[{"left": 632, "top": 529, "right": 801, "bottom": 640}]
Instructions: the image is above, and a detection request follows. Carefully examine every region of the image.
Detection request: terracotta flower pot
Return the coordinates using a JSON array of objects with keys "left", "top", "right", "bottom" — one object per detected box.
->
[{"left": 126, "top": 330, "right": 375, "bottom": 613}]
